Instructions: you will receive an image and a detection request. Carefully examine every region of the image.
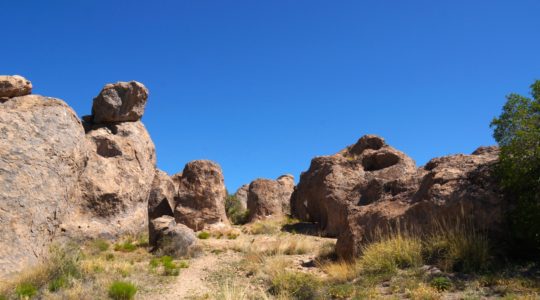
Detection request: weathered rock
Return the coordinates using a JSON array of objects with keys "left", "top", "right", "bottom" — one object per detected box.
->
[
  {"left": 0, "top": 75, "right": 32, "bottom": 100},
  {"left": 148, "top": 170, "right": 176, "bottom": 221},
  {"left": 234, "top": 184, "right": 249, "bottom": 210},
  {"left": 334, "top": 146, "right": 504, "bottom": 259},
  {"left": 92, "top": 81, "right": 148, "bottom": 123},
  {"left": 291, "top": 135, "right": 416, "bottom": 236},
  {"left": 247, "top": 174, "right": 295, "bottom": 221},
  {"left": 174, "top": 160, "right": 228, "bottom": 230},
  {"left": 64, "top": 121, "right": 156, "bottom": 239},
  {"left": 0, "top": 95, "right": 86, "bottom": 278},
  {"left": 150, "top": 216, "right": 197, "bottom": 258}
]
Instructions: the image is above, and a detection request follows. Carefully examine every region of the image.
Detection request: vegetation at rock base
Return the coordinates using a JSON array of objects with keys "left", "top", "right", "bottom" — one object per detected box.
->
[
  {"left": 225, "top": 194, "right": 250, "bottom": 225},
  {"left": 491, "top": 79, "right": 540, "bottom": 256}
]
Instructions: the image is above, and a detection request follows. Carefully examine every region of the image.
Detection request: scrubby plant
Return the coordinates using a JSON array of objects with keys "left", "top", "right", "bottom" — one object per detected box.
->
[
  {"left": 114, "top": 240, "right": 137, "bottom": 252},
  {"left": 270, "top": 271, "right": 321, "bottom": 300},
  {"left": 491, "top": 79, "right": 540, "bottom": 255},
  {"left": 430, "top": 276, "right": 452, "bottom": 292},
  {"left": 197, "top": 231, "right": 211, "bottom": 239},
  {"left": 15, "top": 282, "right": 37, "bottom": 299},
  {"left": 225, "top": 194, "right": 250, "bottom": 225},
  {"left": 245, "top": 219, "right": 283, "bottom": 235},
  {"left": 359, "top": 233, "right": 423, "bottom": 274},
  {"left": 48, "top": 275, "right": 67, "bottom": 292},
  {"left": 91, "top": 239, "right": 110, "bottom": 253},
  {"left": 108, "top": 281, "right": 137, "bottom": 300},
  {"left": 423, "top": 219, "right": 490, "bottom": 273},
  {"left": 326, "top": 283, "right": 355, "bottom": 299}
]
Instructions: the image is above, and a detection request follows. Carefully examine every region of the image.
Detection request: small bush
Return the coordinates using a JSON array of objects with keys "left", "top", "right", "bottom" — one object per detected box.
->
[
  {"left": 48, "top": 275, "right": 67, "bottom": 292},
  {"left": 178, "top": 260, "right": 189, "bottom": 268},
  {"left": 407, "top": 283, "right": 440, "bottom": 300},
  {"left": 359, "top": 234, "right": 423, "bottom": 274},
  {"left": 108, "top": 281, "right": 137, "bottom": 300},
  {"left": 227, "top": 232, "right": 239, "bottom": 240},
  {"left": 326, "top": 283, "right": 355, "bottom": 299},
  {"left": 246, "top": 219, "right": 282, "bottom": 235},
  {"left": 225, "top": 194, "right": 250, "bottom": 225},
  {"left": 430, "top": 276, "right": 452, "bottom": 292},
  {"left": 91, "top": 239, "right": 110, "bottom": 252},
  {"left": 198, "top": 231, "right": 210, "bottom": 239},
  {"left": 114, "top": 240, "right": 137, "bottom": 252},
  {"left": 15, "top": 282, "right": 37, "bottom": 299},
  {"left": 270, "top": 271, "right": 320, "bottom": 300}
]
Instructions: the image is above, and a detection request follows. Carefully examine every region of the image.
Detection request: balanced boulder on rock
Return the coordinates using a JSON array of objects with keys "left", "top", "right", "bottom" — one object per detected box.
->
[
  {"left": 0, "top": 75, "right": 32, "bottom": 100},
  {"left": 91, "top": 81, "right": 149, "bottom": 123}
]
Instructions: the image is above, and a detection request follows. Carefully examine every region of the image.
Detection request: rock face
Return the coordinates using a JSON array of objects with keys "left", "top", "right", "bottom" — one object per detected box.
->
[
  {"left": 91, "top": 81, "right": 148, "bottom": 123},
  {"left": 247, "top": 174, "right": 295, "bottom": 221},
  {"left": 0, "top": 95, "right": 86, "bottom": 278},
  {"left": 291, "top": 135, "right": 416, "bottom": 236},
  {"left": 234, "top": 184, "right": 249, "bottom": 210},
  {"left": 290, "top": 135, "right": 505, "bottom": 260},
  {"left": 0, "top": 75, "right": 32, "bottom": 100},
  {"left": 148, "top": 170, "right": 177, "bottom": 245},
  {"left": 174, "top": 160, "right": 228, "bottom": 230},
  {"left": 150, "top": 216, "right": 197, "bottom": 258}
]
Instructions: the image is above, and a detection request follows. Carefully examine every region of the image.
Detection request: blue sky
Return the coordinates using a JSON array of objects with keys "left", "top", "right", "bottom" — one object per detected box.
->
[{"left": 2, "top": 1, "right": 540, "bottom": 191}]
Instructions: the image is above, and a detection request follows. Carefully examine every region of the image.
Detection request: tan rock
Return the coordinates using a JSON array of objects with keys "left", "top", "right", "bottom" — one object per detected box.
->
[
  {"left": 150, "top": 216, "right": 197, "bottom": 258},
  {"left": 0, "top": 95, "right": 86, "bottom": 278},
  {"left": 247, "top": 174, "right": 295, "bottom": 221},
  {"left": 0, "top": 75, "right": 32, "bottom": 99},
  {"left": 234, "top": 184, "right": 249, "bottom": 210},
  {"left": 174, "top": 160, "right": 228, "bottom": 230}
]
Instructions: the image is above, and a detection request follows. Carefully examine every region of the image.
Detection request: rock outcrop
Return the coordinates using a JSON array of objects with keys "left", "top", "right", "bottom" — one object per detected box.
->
[
  {"left": 0, "top": 94, "right": 86, "bottom": 278},
  {"left": 291, "top": 135, "right": 416, "bottom": 236},
  {"left": 0, "top": 75, "right": 32, "bottom": 100},
  {"left": 150, "top": 216, "right": 198, "bottom": 258},
  {"left": 91, "top": 81, "right": 148, "bottom": 123},
  {"left": 247, "top": 174, "right": 295, "bottom": 221},
  {"left": 174, "top": 160, "right": 228, "bottom": 230}
]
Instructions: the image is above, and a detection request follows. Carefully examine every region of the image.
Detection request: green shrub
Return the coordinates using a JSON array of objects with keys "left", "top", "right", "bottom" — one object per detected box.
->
[
  {"left": 197, "top": 231, "right": 210, "bottom": 239},
  {"left": 359, "top": 234, "right": 423, "bottom": 274},
  {"left": 15, "top": 282, "right": 37, "bottom": 299},
  {"left": 114, "top": 240, "right": 137, "bottom": 252},
  {"left": 430, "top": 276, "right": 452, "bottom": 292},
  {"left": 326, "top": 283, "right": 355, "bottom": 299},
  {"left": 225, "top": 194, "right": 250, "bottom": 225},
  {"left": 108, "top": 281, "right": 137, "bottom": 300},
  {"left": 270, "top": 271, "right": 320, "bottom": 300},
  {"left": 91, "top": 239, "right": 110, "bottom": 252},
  {"left": 48, "top": 276, "right": 67, "bottom": 292},
  {"left": 177, "top": 260, "right": 189, "bottom": 268},
  {"left": 491, "top": 80, "right": 540, "bottom": 255}
]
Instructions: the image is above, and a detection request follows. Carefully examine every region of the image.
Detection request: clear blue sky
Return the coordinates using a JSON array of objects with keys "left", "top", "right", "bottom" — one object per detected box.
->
[{"left": 2, "top": 1, "right": 540, "bottom": 191}]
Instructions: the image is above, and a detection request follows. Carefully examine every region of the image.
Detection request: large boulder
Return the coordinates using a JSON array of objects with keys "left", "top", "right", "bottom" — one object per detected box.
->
[
  {"left": 247, "top": 174, "right": 295, "bottom": 221},
  {"left": 91, "top": 81, "right": 148, "bottom": 123},
  {"left": 291, "top": 135, "right": 416, "bottom": 236},
  {"left": 148, "top": 170, "right": 177, "bottom": 245},
  {"left": 0, "top": 75, "right": 32, "bottom": 100},
  {"left": 65, "top": 121, "right": 156, "bottom": 238},
  {"left": 0, "top": 95, "right": 86, "bottom": 278},
  {"left": 174, "top": 160, "right": 228, "bottom": 230},
  {"left": 150, "top": 216, "right": 198, "bottom": 258},
  {"left": 333, "top": 146, "right": 505, "bottom": 259}
]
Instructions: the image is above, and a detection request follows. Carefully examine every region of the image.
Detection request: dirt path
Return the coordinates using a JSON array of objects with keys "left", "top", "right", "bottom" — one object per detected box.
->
[{"left": 140, "top": 243, "right": 242, "bottom": 300}]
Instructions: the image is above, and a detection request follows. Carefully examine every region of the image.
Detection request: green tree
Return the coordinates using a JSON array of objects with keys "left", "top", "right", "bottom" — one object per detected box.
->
[{"left": 490, "top": 80, "right": 540, "bottom": 254}]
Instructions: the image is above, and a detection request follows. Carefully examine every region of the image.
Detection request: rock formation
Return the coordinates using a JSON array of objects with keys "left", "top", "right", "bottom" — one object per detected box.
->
[
  {"left": 61, "top": 81, "right": 156, "bottom": 239},
  {"left": 291, "top": 135, "right": 417, "bottom": 236},
  {"left": 150, "top": 216, "right": 198, "bottom": 258},
  {"left": 247, "top": 174, "right": 295, "bottom": 221},
  {"left": 0, "top": 88, "right": 86, "bottom": 278},
  {"left": 173, "top": 160, "right": 229, "bottom": 230},
  {"left": 291, "top": 135, "right": 505, "bottom": 259},
  {"left": 0, "top": 75, "right": 32, "bottom": 100}
]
